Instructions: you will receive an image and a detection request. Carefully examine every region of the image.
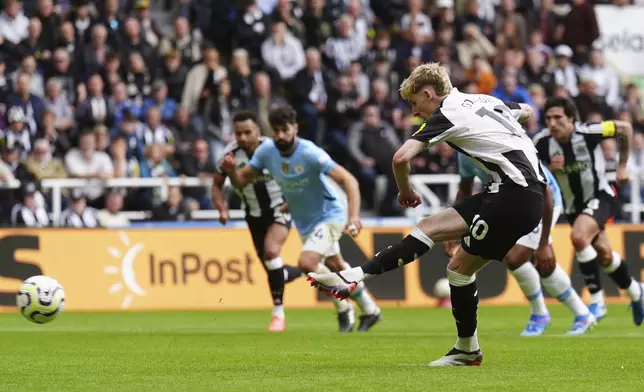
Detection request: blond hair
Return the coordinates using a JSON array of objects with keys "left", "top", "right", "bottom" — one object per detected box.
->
[{"left": 399, "top": 62, "right": 453, "bottom": 101}]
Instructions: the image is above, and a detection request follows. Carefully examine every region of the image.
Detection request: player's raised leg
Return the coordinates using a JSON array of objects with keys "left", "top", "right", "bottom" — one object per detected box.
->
[
  {"left": 505, "top": 245, "right": 551, "bottom": 336},
  {"left": 263, "top": 222, "right": 292, "bottom": 332},
  {"left": 307, "top": 208, "right": 468, "bottom": 298},
  {"left": 570, "top": 215, "right": 608, "bottom": 320},
  {"left": 535, "top": 248, "right": 596, "bottom": 335},
  {"left": 592, "top": 231, "right": 644, "bottom": 325}
]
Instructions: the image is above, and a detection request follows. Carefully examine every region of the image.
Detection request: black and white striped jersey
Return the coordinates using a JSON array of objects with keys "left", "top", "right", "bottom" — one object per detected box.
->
[
  {"left": 217, "top": 137, "right": 285, "bottom": 218},
  {"left": 410, "top": 88, "right": 545, "bottom": 193},
  {"left": 534, "top": 122, "right": 616, "bottom": 214},
  {"left": 11, "top": 204, "right": 49, "bottom": 227},
  {"left": 58, "top": 207, "right": 99, "bottom": 228}
]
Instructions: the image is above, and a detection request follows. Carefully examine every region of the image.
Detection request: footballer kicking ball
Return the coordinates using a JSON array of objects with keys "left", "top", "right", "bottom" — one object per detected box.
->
[
  {"left": 434, "top": 278, "right": 451, "bottom": 309},
  {"left": 16, "top": 275, "right": 65, "bottom": 324}
]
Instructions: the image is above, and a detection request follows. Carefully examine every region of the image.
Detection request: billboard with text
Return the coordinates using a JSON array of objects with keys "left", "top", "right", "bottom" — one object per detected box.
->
[{"left": 0, "top": 225, "right": 643, "bottom": 312}]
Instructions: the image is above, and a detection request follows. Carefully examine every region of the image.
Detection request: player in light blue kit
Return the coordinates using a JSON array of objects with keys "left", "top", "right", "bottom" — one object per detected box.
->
[
  {"left": 221, "top": 106, "right": 381, "bottom": 332},
  {"left": 445, "top": 153, "right": 596, "bottom": 335}
]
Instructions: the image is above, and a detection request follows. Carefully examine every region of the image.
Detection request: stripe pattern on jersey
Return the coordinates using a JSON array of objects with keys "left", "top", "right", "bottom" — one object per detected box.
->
[
  {"left": 410, "top": 89, "right": 545, "bottom": 191},
  {"left": 534, "top": 122, "right": 615, "bottom": 214},
  {"left": 217, "top": 138, "right": 284, "bottom": 218}
]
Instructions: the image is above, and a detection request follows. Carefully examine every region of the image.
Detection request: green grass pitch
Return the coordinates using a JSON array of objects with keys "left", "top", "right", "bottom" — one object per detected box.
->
[{"left": 1, "top": 305, "right": 644, "bottom": 391}]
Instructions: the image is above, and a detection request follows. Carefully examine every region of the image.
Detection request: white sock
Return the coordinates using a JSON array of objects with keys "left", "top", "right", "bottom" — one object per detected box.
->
[
  {"left": 455, "top": 330, "right": 480, "bottom": 352},
  {"left": 316, "top": 263, "right": 350, "bottom": 313},
  {"left": 590, "top": 290, "right": 605, "bottom": 305},
  {"left": 510, "top": 262, "right": 549, "bottom": 316},
  {"left": 338, "top": 261, "right": 379, "bottom": 315},
  {"left": 272, "top": 305, "right": 285, "bottom": 319},
  {"left": 626, "top": 280, "right": 643, "bottom": 301},
  {"left": 541, "top": 265, "right": 589, "bottom": 317},
  {"left": 575, "top": 245, "right": 598, "bottom": 263}
]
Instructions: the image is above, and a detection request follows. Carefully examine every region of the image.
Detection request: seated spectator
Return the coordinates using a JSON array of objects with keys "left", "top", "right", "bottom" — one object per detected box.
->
[
  {"left": 25, "top": 138, "right": 67, "bottom": 181},
  {"left": 492, "top": 68, "right": 534, "bottom": 107},
  {"left": 324, "top": 14, "right": 365, "bottom": 73},
  {"left": 1, "top": 106, "right": 32, "bottom": 158},
  {"left": 464, "top": 55, "right": 496, "bottom": 95},
  {"left": 261, "top": 21, "right": 305, "bottom": 81},
  {"left": 158, "top": 17, "right": 202, "bottom": 66},
  {"left": 178, "top": 139, "right": 216, "bottom": 210},
  {"left": 75, "top": 74, "right": 115, "bottom": 129},
  {"left": 124, "top": 51, "right": 152, "bottom": 104},
  {"left": 10, "top": 181, "right": 49, "bottom": 227},
  {"left": 142, "top": 106, "right": 175, "bottom": 155},
  {"left": 58, "top": 188, "right": 99, "bottom": 228},
  {"left": 0, "top": 0, "right": 29, "bottom": 47},
  {"left": 39, "top": 108, "right": 71, "bottom": 158},
  {"left": 347, "top": 104, "right": 401, "bottom": 216},
  {"left": 114, "top": 110, "right": 145, "bottom": 161},
  {"left": 110, "top": 81, "right": 142, "bottom": 126},
  {"left": 140, "top": 143, "right": 176, "bottom": 205},
  {"left": 6, "top": 72, "right": 45, "bottom": 133},
  {"left": 97, "top": 188, "right": 130, "bottom": 228},
  {"left": 151, "top": 185, "right": 192, "bottom": 221},
  {"left": 141, "top": 80, "right": 177, "bottom": 124},
  {"left": 64, "top": 129, "right": 114, "bottom": 208},
  {"left": 157, "top": 50, "right": 188, "bottom": 103},
  {"left": 43, "top": 78, "right": 74, "bottom": 132}
]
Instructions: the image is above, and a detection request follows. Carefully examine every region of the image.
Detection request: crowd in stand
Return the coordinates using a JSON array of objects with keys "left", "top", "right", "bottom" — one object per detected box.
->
[{"left": 0, "top": 0, "right": 642, "bottom": 227}]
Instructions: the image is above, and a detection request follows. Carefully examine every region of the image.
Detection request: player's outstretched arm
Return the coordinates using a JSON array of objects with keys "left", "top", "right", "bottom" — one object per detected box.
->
[
  {"left": 539, "top": 185, "right": 554, "bottom": 248},
  {"left": 328, "top": 165, "right": 362, "bottom": 234},
  {"left": 211, "top": 173, "right": 230, "bottom": 224},
  {"left": 392, "top": 139, "right": 427, "bottom": 194},
  {"left": 613, "top": 120, "right": 633, "bottom": 184}
]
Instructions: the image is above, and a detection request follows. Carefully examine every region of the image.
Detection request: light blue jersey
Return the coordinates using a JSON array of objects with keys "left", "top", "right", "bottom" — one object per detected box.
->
[
  {"left": 249, "top": 138, "right": 346, "bottom": 236},
  {"left": 457, "top": 153, "right": 563, "bottom": 210}
]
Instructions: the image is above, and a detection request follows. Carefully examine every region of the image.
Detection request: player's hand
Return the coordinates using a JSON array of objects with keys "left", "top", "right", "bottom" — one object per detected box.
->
[
  {"left": 535, "top": 244, "right": 555, "bottom": 272},
  {"left": 218, "top": 209, "right": 229, "bottom": 225},
  {"left": 443, "top": 240, "right": 460, "bottom": 258},
  {"left": 345, "top": 217, "right": 362, "bottom": 237},
  {"left": 397, "top": 190, "right": 422, "bottom": 208},
  {"left": 616, "top": 164, "right": 630, "bottom": 185},
  {"left": 549, "top": 155, "right": 564, "bottom": 172},
  {"left": 219, "top": 153, "right": 236, "bottom": 173}
]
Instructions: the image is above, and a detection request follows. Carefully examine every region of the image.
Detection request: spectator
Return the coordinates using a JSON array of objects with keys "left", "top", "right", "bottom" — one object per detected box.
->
[
  {"left": 464, "top": 55, "right": 497, "bottom": 95},
  {"left": 17, "top": 17, "right": 48, "bottom": 64},
  {"left": 234, "top": 0, "right": 270, "bottom": 67},
  {"left": 0, "top": 0, "right": 30, "bottom": 46},
  {"left": 10, "top": 181, "right": 49, "bottom": 227},
  {"left": 457, "top": 23, "right": 495, "bottom": 71},
  {"left": 97, "top": 188, "right": 130, "bottom": 228},
  {"left": 45, "top": 48, "right": 76, "bottom": 104},
  {"left": 6, "top": 72, "right": 45, "bottom": 133},
  {"left": 324, "top": 14, "right": 365, "bottom": 73},
  {"left": 575, "top": 79, "right": 613, "bottom": 122},
  {"left": 110, "top": 81, "right": 142, "bottom": 126},
  {"left": 38, "top": 107, "right": 71, "bottom": 158},
  {"left": 151, "top": 185, "right": 191, "bottom": 221},
  {"left": 95, "top": 0, "right": 124, "bottom": 50},
  {"left": 82, "top": 24, "right": 110, "bottom": 80},
  {"left": 64, "top": 129, "right": 114, "bottom": 207},
  {"left": 492, "top": 68, "right": 534, "bottom": 107},
  {"left": 43, "top": 77, "right": 74, "bottom": 132},
  {"left": 140, "top": 143, "right": 176, "bottom": 206},
  {"left": 347, "top": 104, "right": 401, "bottom": 216},
  {"left": 557, "top": 0, "right": 599, "bottom": 65},
  {"left": 56, "top": 21, "right": 77, "bottom": 58},
  {"left": 99, "top": 51, "right": 122, "bottom": 97},
  {"left": 181, "top": 45, "right": 227, "bottom": 117},
  {"left": 157, "top": 50, "right": 188, "bottom": 104},
  {"left": 32, "top": 0, "right": 60, "bottom": 54},
  {"left": 290, "top": 47, "right": 328, "bottom": 142},
  {"left": 142, "top": 106, "right": 175, "bottom": 155},
  {"left": 133, "top": 0, "right": 162, "bottom": 49},
  {"left": 1, "top": 106, "right": 32, "bottom": 157},
  {"left": 158, "top": 17, "right": 202, "bottom": 66},
  {"left": 251, "top": 71, "right": 287, "bottom": 137},
  {"left": 141, "top": 80, "right": 177, "bottom": 124},
  {"left": 400, "top": 0, "right": 434, "bottom": 45},
  {"left": 75, "top": 74, "right": 115, "bottom": 129},
  {"left": 579, "top": 49, "right": 621, "bottom": 110},
  {"left": 58, "top": 187, "right": 99, "bottom": 228},
  {"left": 623, "top": 84, "right": 644, "bottom": 129},
  {"left": 261, "top": 21, "right": 305, "bottom": 81},
  {"left": 11, "top": 55, "right": 44, "bottom": 97},
  {"left": 110, "top": 134, "right": 140, "bottom": 179},
  {"left": 25, "top": 137, "right": 66, "bottom": 181},
  {"left": 178, "top": 138, "right": 216, "bottom": 210},
  {"left": 551, "top": 45, "right": 579, "bottom": 98}
]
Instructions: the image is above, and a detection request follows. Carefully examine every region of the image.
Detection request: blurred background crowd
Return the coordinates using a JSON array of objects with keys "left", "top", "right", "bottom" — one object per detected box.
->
[{"left": 0, "top": 0, "right": 642, "bottom": 227}]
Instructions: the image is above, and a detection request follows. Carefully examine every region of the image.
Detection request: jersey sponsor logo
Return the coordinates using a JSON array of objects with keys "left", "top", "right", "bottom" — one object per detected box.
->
[{"left": 562, "top": 160, "right": 590, "bottom": 174}]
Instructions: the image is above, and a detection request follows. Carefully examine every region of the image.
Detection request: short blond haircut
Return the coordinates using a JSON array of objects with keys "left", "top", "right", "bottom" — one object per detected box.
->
[{"left": 399, "top": 62, "right": 453, "bottom": 101}]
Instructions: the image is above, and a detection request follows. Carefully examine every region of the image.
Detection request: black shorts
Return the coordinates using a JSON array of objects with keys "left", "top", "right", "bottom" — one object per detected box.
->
[
  {"left": 567, "top": 191, "right": 619, "bottom": 231},
  {"left": 246, "top": 207, "right": 292, "bottom": 261},
  {"left": 453, "top": 184, "right": 545, "bottom": 261}
]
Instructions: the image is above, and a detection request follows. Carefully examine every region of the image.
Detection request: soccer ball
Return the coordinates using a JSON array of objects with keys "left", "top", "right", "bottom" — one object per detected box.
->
[
  {"left": 16, "top": 275, "right": 65, "bottom": 324},
  {"left": 434, "top": 278, "right": 451, "bottom": 298}
]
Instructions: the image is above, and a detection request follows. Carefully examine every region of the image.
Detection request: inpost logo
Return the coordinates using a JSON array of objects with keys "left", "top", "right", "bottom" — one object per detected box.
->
[{"left": 103, "top": 231, "right": 145, "bottom": 309}]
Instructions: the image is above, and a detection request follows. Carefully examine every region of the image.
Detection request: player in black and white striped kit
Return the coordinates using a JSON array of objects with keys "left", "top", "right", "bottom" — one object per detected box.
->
[
  {"left": 308, "top": 62, "right": 546, "bottom": 366},
  {"left": 534, "top": 97, "right": 644, "bottom": 325},
  {"left": 212, "top": 111, "right": 303, "bottom": 332}
]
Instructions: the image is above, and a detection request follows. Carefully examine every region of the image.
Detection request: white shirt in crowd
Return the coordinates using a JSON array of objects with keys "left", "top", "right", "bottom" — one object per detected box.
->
[{"left": 64, "top": 149, "right": 114, "bottom": 200}]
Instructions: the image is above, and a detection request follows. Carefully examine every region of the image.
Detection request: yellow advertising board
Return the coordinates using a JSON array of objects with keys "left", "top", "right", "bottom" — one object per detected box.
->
[{"left": 0, "top": 224, "right": 642, "bottom": 312}]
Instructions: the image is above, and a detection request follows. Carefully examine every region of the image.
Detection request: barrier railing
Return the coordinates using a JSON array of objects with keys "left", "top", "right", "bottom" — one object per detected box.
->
[{"left": 1, "top": 172, "right": 641, "bottom": 224}]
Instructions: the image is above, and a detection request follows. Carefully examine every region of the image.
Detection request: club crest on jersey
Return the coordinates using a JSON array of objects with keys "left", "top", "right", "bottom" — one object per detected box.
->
[
  {"left": 294, "top": 164, "right": 304, "bottom": 174},
  {"left": 282, "top": 162, "right": 290, "bottom": 174}
]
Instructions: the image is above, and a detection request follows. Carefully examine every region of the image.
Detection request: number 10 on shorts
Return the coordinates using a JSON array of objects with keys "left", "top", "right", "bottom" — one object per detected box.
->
[{"left": 470, "top": 214, "right": 489, "bottom": 240}]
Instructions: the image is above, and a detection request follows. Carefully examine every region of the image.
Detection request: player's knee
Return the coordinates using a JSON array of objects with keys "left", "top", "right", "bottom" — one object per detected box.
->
[
  {"left": 298, "top": 256, "right": 318, "bottom": 273},
  {"left": 570, "top": 231, "right": 591, "bottom": 251},
  {"left": 535, "top": 262, "right": 555, "bottom": 278},
  {"left": 263, "top": 245, "right": 280, "bottom": 261}
]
